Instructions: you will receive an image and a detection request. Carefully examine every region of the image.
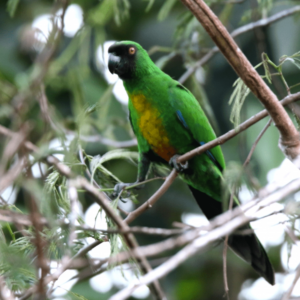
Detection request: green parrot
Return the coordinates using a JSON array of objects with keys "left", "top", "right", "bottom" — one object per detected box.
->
[{"left": 108, "top": 41, "right": 274, "bottom": 285}]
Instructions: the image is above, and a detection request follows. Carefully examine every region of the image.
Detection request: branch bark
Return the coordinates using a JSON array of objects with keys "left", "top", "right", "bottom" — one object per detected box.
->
[{"left": 180, "top": 0, "right": 300, "bottom": 164}]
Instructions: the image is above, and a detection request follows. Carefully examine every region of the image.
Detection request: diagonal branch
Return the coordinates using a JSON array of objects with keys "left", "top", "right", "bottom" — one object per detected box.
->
[
  {"left": 120, "top": 93, "right": 300, "bottom": 225},
  {"left": 180, "top": 0, "right": 300, "bottom": 163},
  {"left": 109, "top": 176, "right": 300, "bottom": 300},
  {"left": 178, "top": 92, "right": 300, "bottom": 164},
  {"left": 124, "top": 169, "right": 178, "bottom": 224},
  {"left": 124, "top": 93, "right": 300, "bottom": 226}
]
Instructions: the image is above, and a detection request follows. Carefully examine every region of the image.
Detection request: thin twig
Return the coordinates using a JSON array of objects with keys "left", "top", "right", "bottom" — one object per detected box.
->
[
  {"left": 223, "top": 234, "right": 230, "bottom": 300},
  {"left": 223, "top": 191, "right": 234, "bottom": 300},
  {"left": 243, "top": 118, "right": 272, "bottom": 167},
  {"left": 74, "top": 183, "right": 298, "bottom": 284},
  {"left": 77, "top": 225, "right": 186, "bottom": 236},
  {"left": 282, "top": 264, "right": 300, "bottom": 300},
  {"left": 79, "top": 134, "right": 137, "bottom": 147},
  {"left": 124, "top": 169, "right": 178, "bottom": 224},
  {"left": 0, "top": 210, "right": 48, "bottom": 226},
  {"left": 177, "top": 92, "right": 300, "bottom": 165},
  {"left": 0, "top": 156, "right": 26, "bottom": 194},
  {"left": 179, "top": 5, "right": 300, "bottom": 83}
]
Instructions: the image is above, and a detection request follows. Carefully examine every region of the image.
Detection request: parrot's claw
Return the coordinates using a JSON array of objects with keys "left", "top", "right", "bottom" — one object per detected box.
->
[
  {"left": 169, "top": 155, "right": 188, "bottom": 172},
  {"left": 113, "top": 181, "right": 144, "bottom": 198},
  {"left": 113, "top": 182, "right": 131, "bottom": 197}
]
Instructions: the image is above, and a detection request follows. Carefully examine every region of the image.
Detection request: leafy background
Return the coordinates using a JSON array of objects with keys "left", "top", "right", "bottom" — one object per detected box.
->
[{"left": 1, "top": 0, "right": 300, "bottom": 299}]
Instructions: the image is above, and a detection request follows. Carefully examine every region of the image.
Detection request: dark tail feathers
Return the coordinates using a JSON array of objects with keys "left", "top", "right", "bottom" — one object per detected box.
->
[{"left": 189, "top": 186, "right": 275, "bottom": 285}]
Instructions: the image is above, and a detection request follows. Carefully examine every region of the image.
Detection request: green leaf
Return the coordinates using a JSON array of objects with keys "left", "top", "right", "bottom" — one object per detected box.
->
[
  {"left": 6, "top": 223, "right": 15, "bottom": 242},
  {"left": 0, "top": 225, "right": 6, "bottom": 243},
  {"left": 228, "top": 77, "right": 250, "bottom": 127},
  {"left": 262, "top": 53, "right": 272, "bottom": 84},
  {"left": 90, "top": 154, "right": 121, "bottom": 186},
  {"left": 67, "top": 290, "right": 90, "bottom": 300},
  {"left": 0, "top": 240, "right": 36, "bottom": 291},
  {"left": 113, "top": 0, "right": 131, "bottom": 26},
  {"left": 49, "top": 27, "right": 90, "bottom": 77},
  {"left": 221, "top": 161, "right": 244, "bottom": 209},
  {"left": 257, "top": 0, "right": 274, "bottom": 14},
  {"left": 95, "top": 84, "right": 114, "bottom": 131},
  {"left": 89, "top": 150, "right": 139, "bottom": 201},
  {"left": 97, "top": 149, "right": 139, "bottom": 165},
  {"left": 90, "top": 150, "right": 138, "bottom": 184},
  {"left": 279, "top": 51, "right": 300, "bottom": 68},
  {"left": 87, "top": 0, "right": 115, "bottom": 26},
  {"left": 7, "top": 0, "right": 19, "bottom": 17},
  {"left": 284, "top": 58, "right": 300, "bottom": 70},
  {"left": 158, "top": 0, "right": 176, "bottom": 21},
  {"left": 145, "top": 0, "right": 155, "bottom": 12}
]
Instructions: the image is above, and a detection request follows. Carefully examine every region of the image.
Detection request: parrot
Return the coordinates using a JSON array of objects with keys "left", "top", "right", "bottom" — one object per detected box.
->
[{"left": 107, "top": 41, "right": 275, "bottom": 285}]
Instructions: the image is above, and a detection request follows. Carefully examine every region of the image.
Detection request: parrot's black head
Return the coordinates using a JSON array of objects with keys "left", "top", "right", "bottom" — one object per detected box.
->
[{"left": 108, "top": 41, "right": 155, "bottom": 81}]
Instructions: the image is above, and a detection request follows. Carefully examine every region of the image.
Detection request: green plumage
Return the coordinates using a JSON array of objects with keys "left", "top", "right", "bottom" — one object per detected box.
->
[{"left": 108, "top": 41, "right": 274, "bottom": 285}]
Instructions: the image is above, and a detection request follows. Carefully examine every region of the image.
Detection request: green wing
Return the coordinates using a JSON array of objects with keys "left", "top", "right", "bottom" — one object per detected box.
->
[{"left": 168, "top": 82, "right": 226, "bottom": 170}]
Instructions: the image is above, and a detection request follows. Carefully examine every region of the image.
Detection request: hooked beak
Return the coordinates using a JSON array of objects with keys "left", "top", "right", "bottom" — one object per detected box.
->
[{"left": 108, "top": 53, "right": 121, "bottom": 74}]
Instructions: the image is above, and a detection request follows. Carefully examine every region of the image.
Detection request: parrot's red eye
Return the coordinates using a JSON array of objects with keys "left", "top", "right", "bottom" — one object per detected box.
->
[{"left": 129, "top": 47, "right": 136, "bottom": 55}]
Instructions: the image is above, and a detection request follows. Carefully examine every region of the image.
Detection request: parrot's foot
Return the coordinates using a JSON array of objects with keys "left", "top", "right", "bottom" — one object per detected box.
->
[
  {"left": 169, "top": 154, "right": 188, "bottom": 172},
  {"left": 113, "top": 181, "right": 144, "bottom": 198}
]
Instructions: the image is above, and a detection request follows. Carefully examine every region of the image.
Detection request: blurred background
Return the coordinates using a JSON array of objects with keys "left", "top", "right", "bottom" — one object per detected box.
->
[{"left": 1, "top": 0, "right": 300, "bottom": 299}]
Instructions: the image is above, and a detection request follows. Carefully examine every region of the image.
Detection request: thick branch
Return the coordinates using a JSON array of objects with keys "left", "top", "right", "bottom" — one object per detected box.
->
[{"left": 180, "top": 0, "right": 300, "bottom": 162}]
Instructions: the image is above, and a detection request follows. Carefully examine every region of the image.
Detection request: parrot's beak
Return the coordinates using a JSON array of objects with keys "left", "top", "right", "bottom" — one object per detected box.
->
[{"left": 108, "top": 54, "right": 121, "bottom": 74}]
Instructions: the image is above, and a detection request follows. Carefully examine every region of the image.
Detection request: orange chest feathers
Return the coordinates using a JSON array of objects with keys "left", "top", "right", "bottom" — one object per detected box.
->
[{"left": 130, "top": 94, "right": 176, "bottom": 161}]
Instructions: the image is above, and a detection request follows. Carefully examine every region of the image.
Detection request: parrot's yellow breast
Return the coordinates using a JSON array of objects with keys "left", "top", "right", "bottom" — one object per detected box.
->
[{"left": 129, "top": 94, "right": 176, "bottom": 161}]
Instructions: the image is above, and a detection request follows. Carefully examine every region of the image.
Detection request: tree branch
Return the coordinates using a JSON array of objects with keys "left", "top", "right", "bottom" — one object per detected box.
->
[
  {"left": 179, "top": 5, "right": 300, "bottom": 83},
  {"left": 124, "top": 169, "right": 178, "bottom": 224},
  {"left": 122, "top": 93, "right": 300, "bottom": 225},
  {"left": 178, "top": 92, "right": 300, "bottom": 164},
  {"left": 109, "top": 176, "right": 300, "bottom": 300},
  {"left": 2, "top": 91, "right": 300, "bottom": 299},
  {"left": 243, "top": 118, "right": 272, "bottom": 167},
  {"left": 180, "top": 0, "right": 300, "bottom": 163},
  {"left": 5, "top": 137, "right": 165, "bottom": 300}
]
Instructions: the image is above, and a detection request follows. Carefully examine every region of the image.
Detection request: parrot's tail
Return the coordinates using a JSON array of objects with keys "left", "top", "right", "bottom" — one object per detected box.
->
[{"left": 188, "top": 186, "right": 275, "bottom": 285}]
